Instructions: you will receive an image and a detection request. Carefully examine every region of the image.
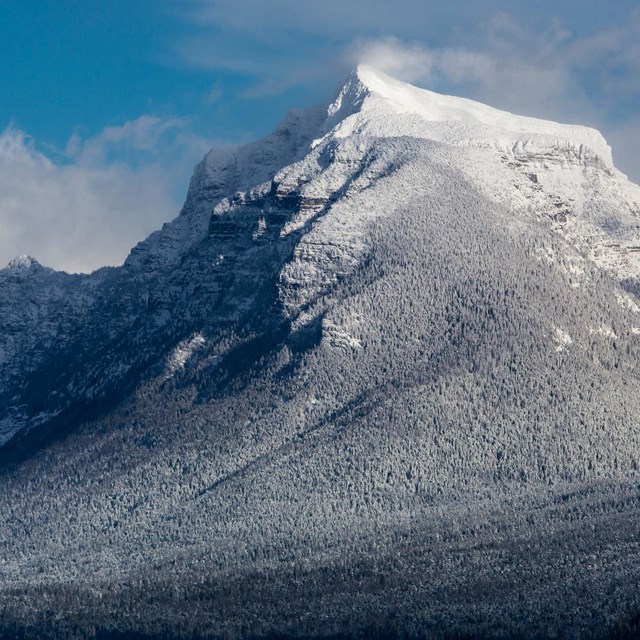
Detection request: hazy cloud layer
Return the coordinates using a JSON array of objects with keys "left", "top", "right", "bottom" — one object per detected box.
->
[{"left": 0, "top": 119, "right": 210, "bottom": 273}]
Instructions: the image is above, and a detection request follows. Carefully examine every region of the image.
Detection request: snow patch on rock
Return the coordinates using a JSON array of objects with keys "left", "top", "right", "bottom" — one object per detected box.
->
[
  {"left": 165, "top": 333, "right": 206, "bottom": 378},
  {"left": 553, "top": 326, "right": 573, "bottom": 352},
  {"left": 589, "top": 326, "right": 618, "bottom": 339}
]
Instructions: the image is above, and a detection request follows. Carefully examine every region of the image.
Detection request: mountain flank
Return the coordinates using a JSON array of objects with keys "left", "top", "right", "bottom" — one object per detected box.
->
[{"left": 1, "top": 66, "right": 640, "bottom": 639}]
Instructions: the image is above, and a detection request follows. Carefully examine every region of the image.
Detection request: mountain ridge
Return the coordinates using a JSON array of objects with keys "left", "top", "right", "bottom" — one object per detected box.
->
[{"left": 2, "top": 65, "right": 620, "bottom": 275}]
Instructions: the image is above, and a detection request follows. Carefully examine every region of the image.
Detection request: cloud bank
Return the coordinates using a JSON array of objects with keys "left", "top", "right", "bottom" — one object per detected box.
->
[{"left": 0, "top": 118, "right": 210, "bottom": 273}]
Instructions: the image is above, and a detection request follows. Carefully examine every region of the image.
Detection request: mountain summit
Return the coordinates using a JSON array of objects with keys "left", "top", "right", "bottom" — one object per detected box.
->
[
  {"left": 332, "top": 65, "right": 612, "bottom": 163},
  {"left": 2, "top": 68, "right": 640, "bottom": 639}
]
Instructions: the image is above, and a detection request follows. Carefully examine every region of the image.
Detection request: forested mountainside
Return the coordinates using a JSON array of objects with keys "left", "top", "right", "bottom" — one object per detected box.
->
[{"left": 2, "top": 66, "right": 640, "bottom": 640}]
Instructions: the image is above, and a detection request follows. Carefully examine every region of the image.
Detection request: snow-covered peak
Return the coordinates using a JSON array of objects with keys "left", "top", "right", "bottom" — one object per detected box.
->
[
  {"left": 324, "top": 65, "right": 613, "bottom": 168},
  {"left": 4, "top": 255, "right": 41, "bottom": 272},
  {"left": 127, "top": 65, "right": 621, "bottom": 275}
]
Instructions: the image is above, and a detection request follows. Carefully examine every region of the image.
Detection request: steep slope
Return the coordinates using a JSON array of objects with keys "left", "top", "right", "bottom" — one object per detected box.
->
[
  {"left": 0, "top": 257, "right": 110, "bottom": 445},
  {"left": 2, "top": 66, "right": 640, "bottom": 452},
  {"left": 0, "top": 103, "right": 327, "bottom": 452},
  {"left": 1, "top": 67, "right": 640, "bottom": 639}
]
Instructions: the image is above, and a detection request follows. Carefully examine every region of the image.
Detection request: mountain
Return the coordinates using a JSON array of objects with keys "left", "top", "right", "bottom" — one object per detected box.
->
[{"left": 2, "top": 66, "right": 640, "bottom": 640}]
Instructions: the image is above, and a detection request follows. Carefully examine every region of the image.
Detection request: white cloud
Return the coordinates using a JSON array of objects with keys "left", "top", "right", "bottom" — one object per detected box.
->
[
  {"left": 346, "top": 23, "right": 591, "bottom": 124},
  {"left": 0, "top": 118, "right": 211, "bottom": 273},
  {"left": 70, "top": 116, "right": 189, "bottom": 165},
  {"left": 347, "top": 37, "right": 434, "bottom": 84}
]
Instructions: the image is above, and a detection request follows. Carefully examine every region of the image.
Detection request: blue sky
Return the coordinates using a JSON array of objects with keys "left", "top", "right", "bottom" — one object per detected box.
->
[{"left": 1, "top": 0, "right": 639, "bottom": 271}]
